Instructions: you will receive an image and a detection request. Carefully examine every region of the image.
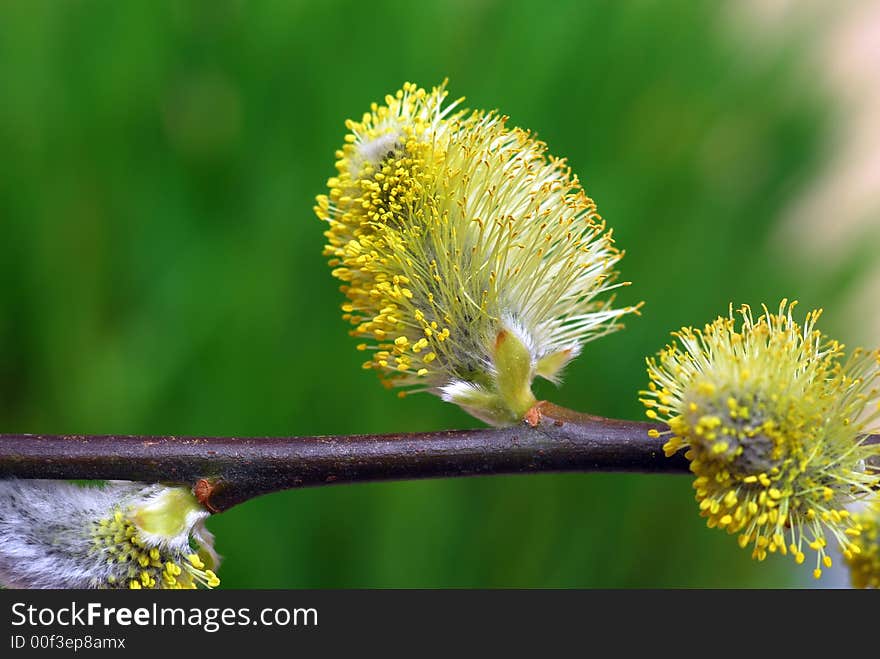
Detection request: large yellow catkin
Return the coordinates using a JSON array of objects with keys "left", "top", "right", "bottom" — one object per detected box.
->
[{"left": 316, "top": 81, "right": 639, "bottom": 426}]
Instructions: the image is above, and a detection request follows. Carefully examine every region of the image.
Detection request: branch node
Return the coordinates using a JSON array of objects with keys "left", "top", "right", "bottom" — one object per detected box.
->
[
  {"left": 524, "top": 400, "right": 547, "bottom": 427},
  {"left": 193, "top": 478, "right": 221, "bottom": 513}
]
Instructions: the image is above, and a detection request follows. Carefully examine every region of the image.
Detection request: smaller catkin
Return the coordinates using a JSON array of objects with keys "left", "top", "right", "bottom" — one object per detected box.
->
[
  {"left": 0, "top": 480, "right": 220, "bottom": 589},
  {"left": 641, "top": 300, "right": 880, "bottom": 579}
]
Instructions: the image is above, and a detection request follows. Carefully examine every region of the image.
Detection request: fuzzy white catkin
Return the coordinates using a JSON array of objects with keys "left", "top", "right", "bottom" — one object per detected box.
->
[{"left": 0, "top": 479, "right": 219, "bottom": 589}]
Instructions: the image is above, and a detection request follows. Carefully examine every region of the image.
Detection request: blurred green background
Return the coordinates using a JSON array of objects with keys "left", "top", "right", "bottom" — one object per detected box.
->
[{"left": 0, "top": 0, "right": 868, "bottom": 587}]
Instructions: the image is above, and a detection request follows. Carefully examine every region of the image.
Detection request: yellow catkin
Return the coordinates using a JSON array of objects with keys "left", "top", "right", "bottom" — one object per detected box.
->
[
  {"left": 91, "top": 507, "right": 218, "bottom": 590},
  {"left": 640, "top": 300, "right": 880, "bottom": 578},
  {"left": 316, "top": 81, "right": 639, "bottom": 425},
  {"left": 846, "top": 502, "right": 880, "bottom": 589},
  {"left": 88, "top": 487, "right": 220, "bottom": 590}
]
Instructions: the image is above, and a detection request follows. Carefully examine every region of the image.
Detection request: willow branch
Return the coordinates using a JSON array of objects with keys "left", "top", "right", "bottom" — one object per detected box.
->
[
  {"left": 0, "top": 403, "right": 679, "bottom": 510},
  {"left": 1, "top": 401, "right": 876, "bottom": 512}
]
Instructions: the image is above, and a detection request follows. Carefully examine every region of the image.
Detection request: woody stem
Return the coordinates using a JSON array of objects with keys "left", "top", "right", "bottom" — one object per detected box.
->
[{"left": 0, "top": 401, "right": 757, "bottom": 512}]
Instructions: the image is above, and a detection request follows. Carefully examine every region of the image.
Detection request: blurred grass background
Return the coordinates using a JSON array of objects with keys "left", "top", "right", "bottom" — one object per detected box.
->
[{"left": 0, "top": 0, "right": 867, "bottom": 587}]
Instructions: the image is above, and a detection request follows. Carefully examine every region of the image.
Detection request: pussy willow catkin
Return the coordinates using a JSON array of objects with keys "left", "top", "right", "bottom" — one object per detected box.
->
[
  {"left": 0, "top": 480, "right": 220, "bottom": 589},
  {"left": 316, "top": 81, "right": 639, "bottom": 426},
  {"left": 641, "top": 301, "right": 880, "bottom": 579},
  {"left": 846, "top": 500, "right": 880, "bottom": 588}
]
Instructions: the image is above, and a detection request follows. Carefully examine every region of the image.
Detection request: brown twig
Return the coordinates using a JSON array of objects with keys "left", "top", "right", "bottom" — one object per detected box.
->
[
  {"left": 0, "top": 402, "right": 687, "bottom": 511},
  {"left": 4, "top": 401, "right": 874, "bottom": 513}
]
